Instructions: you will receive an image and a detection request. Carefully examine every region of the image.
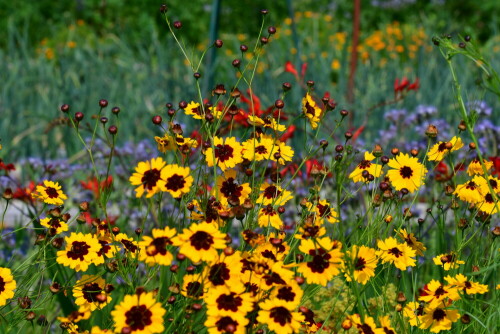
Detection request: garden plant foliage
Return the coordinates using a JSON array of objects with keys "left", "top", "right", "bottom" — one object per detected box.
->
[{"left": 0, "top": 3, "right": 499, "bottom": 334}]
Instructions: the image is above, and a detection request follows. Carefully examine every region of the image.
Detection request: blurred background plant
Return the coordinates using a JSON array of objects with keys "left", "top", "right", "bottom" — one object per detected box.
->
[{"left": 1, "top": 0, "right": 499, "bottom": 161}]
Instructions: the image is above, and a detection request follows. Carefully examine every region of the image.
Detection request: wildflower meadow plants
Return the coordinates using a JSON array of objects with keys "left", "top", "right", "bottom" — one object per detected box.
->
[{"left": 1, "top": 4, "right": 500, "bottom": 334}]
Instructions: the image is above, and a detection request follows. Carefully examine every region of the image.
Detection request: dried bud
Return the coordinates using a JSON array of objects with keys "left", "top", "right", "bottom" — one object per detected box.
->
[
  {"left": 491, "top": 225, "right": 500, "bottom": 237},
  {"left": 458, "top": 218, "right": 469, "bottom": 230},
  {"left": 372, "top": 144, "right": 383, "bottom": 157},
  {"left": 425, "top": 124, "right": 438, "bottom": 138},
  {"left": 396, "top": 291, "right": 407, "bottom": 303},
  {"left": 18, "top": 296, "right": 32, "bottom": 309},
  {"left": 52, "top": 237, "right": 64, "bottom": 249},
  {"left": 26, "top": 311, "right": 36, "bottom": 321},
  {"left": 2, "top": 188, "right": 13, "bottom": 200},
  {"left": 461, "top": 314, "right": 471, "bottom": 324},
  {"left": 458, "top": 120, "right": 467, "bottom": 131},
  {"left": 50, "top": 282, "right": 61, "bottom": 294}
]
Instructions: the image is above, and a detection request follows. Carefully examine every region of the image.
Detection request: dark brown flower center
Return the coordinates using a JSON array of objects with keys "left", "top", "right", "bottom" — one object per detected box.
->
[
  {"left": 166, "top": 174, "right": 185, "bottom": 192},
  {"left": 316, "top": 203, "right": 331, "bottom": 217},
  {"left": 190, "top": 106, "right": 202, "bottom": 115},
  {"left": 67, "top": 241, "right": 91, "bottom": 260},
  {"left": 255, "top": 145, "right": 268, "bottom": 154},
  {"left": 0, "top": 277, "right": 5, "bottom": 293},
  {"left": 354, "top": 257, "right": 366, "bottom": 271},
  {"left": 307, "top": 249, "right": 331, "bottom": 273},
  {"left": 216, "top": 292, "right": 242, "bottom": 312},
  {"left": 464, "top": 281, "right": 472, "bottom": 289},
  {"left": 434, "top": 286, "right": 446, "bottom": 297},
  {"left": 146, "top": 237, "right": 172, "bottom": 256},
  {"left": 220, "top": 178, "right": 243, "bottom": 201},
  {"left": 121, "top": 239, "right": 138, "bottom": 253},
  {"left": 359, "top": 324, "right": 375, "bottom": 334},
  {"left": 215, "top": 144, "right": 234, "bottom": 163},
  {"left": 358, "top": 160, "right": 372, "bottom": 169},
  {"left": 399, "top": 166, "right": 413, "bottom": 179},
  {"left": 216, "top": 316, "right": 239, "bottom": 332},
  {"left": 485, "top": 193, "right": 494, "bottom": 203},
  {"left": 276, "top": 286, "right": 296, "bottom": 302},
  {"left": 438, "top": 142, "right": 448, "bottom": 152},
  {"left": 388, "top": 247, "right": 403, "bottom": 258},
  {"left": 432, "top": 308, "right": 446, "bottom": 321},
  {"left": 82, "top": 282, "right": 103, "bottom": 303},
  {"left": 208, "top": 263, "right": 230, "bottom": 286},
  {"left": 466, "top": 181, "right": 477, "bottom": 190},
  {"left": 264, "top": 272, "right": 286, "bottom": 286},
  {"left": 141, "top": 169, "right": 161, "bottom": 190},
  {"left": 186, "top": 282, "right": 203, "bottom": 298},
  {"left": 189, "top": 231, "right": 214, "bottom": 250},
  {"left": 489, "top": 179, "right": 498, "bottom": 189},
  {"left": 45, "top": 187, "right": 59, "bottom": 198},
  {"left": 49, "top": 218, "right": 62, "bottom": 228},
  {"left": 383, "top": 327, "right": 395, "bottom": 334},
  {"left": 305, "top": 102, "right": 316, "bottom": 116},
  {"left": 97, "top": 240, "right": 111, "bottom": 257},
  {"left": 270, "top": 306, "right": 292, "bottom": 326},
  {"left": 263, "top": 185, "right": 281, "bottom": 199},
  {"left": 125, "top": 304, "right": 153, "bottom": 331}
]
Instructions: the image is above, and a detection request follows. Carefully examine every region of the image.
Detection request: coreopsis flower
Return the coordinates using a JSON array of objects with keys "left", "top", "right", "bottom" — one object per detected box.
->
[
  {"left": 205, "top": 313, "right": 249, "bottom": 334},
  {"left": 111, "top": 291, "right": 166, "bottom": 334},
  {"left": 184, "top": 101, "right": 205, "bottom": 119},
  {"left": 58, "top": 308, "right": 91, "bottom": 324},
  {"left": 115, "top": 233, "right": 139, "bottom": 254},
  {"left": 73, "top": 275, "right": 111, "bottom": 311},
  {"left": 242, "top": 135, "right": 276, "bottom": 161},
  {"left": 376, "top": 237, "right": 416, "bottom": 271},
  {"left": 343, "top": 245, "right": 378, "bottom": 285},
  {"left": 433, "top": 253, "right": 464, "bottom": 271},
  {"left": 271, "top": 140, "right": 294, "bottom": 165},
  {"left": 395, "top": 228, "right": 426, "bottom": 256},
  {"left": 154, "top": 134, "right": 176, "bottom": 153},
  {"left": 0, "top": 267, "right": 16, "bottom": 306},
  {"left": 295, "top": 215, "right": 326, "bottom": 239},
  {"left": 32, "top": 180, "right": 68, "bottom": 205},
  {"left": 138, "top": 227, "right": 176, "bottom": 266},
  {"left": 467, "top": 158, "right": 493, "bottom": 176},
  {"left": 348, "top": 314, "right": 385, "bottom": 334},
  {"left": 349, "top": 151, "right": 383, "bottom": 183},
  {"left": 162, "top": 164, "right": 193, "bottom": 198},
  {"left": 302, "top": 93, "right": 322, "bottom": 129},
  {"left": 419, "top": 279, "right": 459, "bottom": 308},
  {"left": 476, "top": 191, "right": 500, "bottom": 214},
  {"left": 258, "top": 205, "right": 283, "bottom": 229},
  {"left": 453, "top": 176, "right": 486, "bottom": 204},
  {"left": 56, "top": 233, "right": 101, "bottom": 272},
  {"left": 256, "top": 183, "right": 293, "bottom": 206},
  {"left": 386, "top": 153, "right": 428, "bottom": 193},
  {"left": 427, "top": 136, "right": 464, "bottom": 161},
  {"left": 403, "top": 301, "right": 425, "bottom": 327},
  {"left": 444, "top": 274, "right": 489, "bottom": 295},
  {"left": 181, "top": 274, "right": 206, "bottom": 299},
  {"left": 213, "top": 170, "right": 251, "bottom": 206},
  {"left": 247, "top": 115, "right": 286, "bottom": 132},
  {"left": 419, "top": 305, "right": 460, "bottom": 333},
  {"left": 204, "top": 136, "right": 243, "bottom": 171},
  {"left": 305, "top": 199, "right": 339, "bottom": 224},
  {"left": 129, "top": 157, "right": 167, "bottom": 198},
  {"left": 378, "top": 316, "right": 396, "bottom": 334},
  {"left": 297, "top": 237, "right": 343, "bottom": 286},
  {"left": 172, "top": 222, "right": 227, "bottom": 263},
  {"left": 269, "top": 281, "right": 303, "bottom": 308},
  {"left": 204, "top": 285, "right": 253, "bottom": 317},
  {"left": 257, "top": 299, "right": 305, "bottom": 334},
  {"left": 97, "top": 235, "right": 120, "bottom": 260},
  {"left": 203, "top": 252, "right": 244, "bottom": 290},
  {"left": 40, "top": 216, "right": 69, "bottom": 235}
]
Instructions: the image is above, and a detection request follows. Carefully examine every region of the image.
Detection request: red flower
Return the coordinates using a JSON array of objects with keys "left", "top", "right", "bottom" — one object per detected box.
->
[
  {"left": 285, "top": 61, "right": 298, "bottom": 77},
  {"left": 394, "top": 77, "right": 419, "bottom": 96},
  {"left": 490, "top": 156, "right": 500, "bottom": 177},
  {"left": 12, "top": 181, "right": 36, "bottom": 202},
  {"left": 279, "top": 125, "right": 296, "bottom": 142},
  {"left": 0, "top": 159, "right": 15, "bottom": 173},
  {"left": 80, "top": 176, "right": 113, "bottom": 199}
]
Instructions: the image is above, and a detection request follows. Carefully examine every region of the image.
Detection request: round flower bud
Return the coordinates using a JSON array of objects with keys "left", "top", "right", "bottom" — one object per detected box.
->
[
  {"left": 60, "top": 104, "right": 70, "bottom": 113},
  {"left": 108, "top": 125, "right": 118, "bottom": 135},
  {"left": 99, "top": 99, "right": 108, "bottom": 108},
  {"left": 275, "top": 99, "right": 284, "bottom": 109},
  {"left": 173, "top": 21, "right": 182, "bottom": 29},
  {"left": 74, "top": 112, "right": 84, "bottom": 122},
  {"left": 111, "top": 106, "right": 121, "bottom": 115},
  {"left": 152, "top": 115, "right": 162, "bottom": 125},
  {"left": 240, "top": 44, "right": 248, "bottom": 52},
  {"left": 214, "top": 39, "right": 223, "bottom": 48}
]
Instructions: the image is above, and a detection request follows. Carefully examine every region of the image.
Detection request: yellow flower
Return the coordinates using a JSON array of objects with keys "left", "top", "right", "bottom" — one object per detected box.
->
[
  {"left": 297, "top": 237, "right": 343, "bottom": 286},
  {"left": 348, "top": 314, "right": 385, "bottom": 334},
  {"left": 33, "top": 180, "right": 68, "bottom": 205},
  {"left": 205, "top": 313, "right": 249, "bottom": 334},
  {"left": 203, "top": 251, "right": 244, "bottom": 290},
  {"left": 419, "top": 305, "right": 460, "bottom": 333},
  {"left": 40, "top": 216, "right": 69, "bottom": 235},
  {"left": 453, "top": 176, "right": 486, "bottom": 204},
  {"left": 154, "top": 134, "right": 176, "bottom": 153},
  {"left": 349, "top": 151, "right": 383, "bottom": 183},
  {"left": 213, "top": 170, "right": 251, "bottom": 206},
  {"left": 271, "top": 140, "right": 294, "bottom": 165},
  {"left": 386, "top": 153, "right": 428, "bottom": 193},
  {"left": 403, "top": 301, "right": 424, "bottom": 327},
  {"left": 427, "top": 136, "right": 464, "bottom": 161},
  {"left": 111, "top": 291, "right": 166, "bottom": 334},
  {"left": 433, "top": 252, "right": 464, "bottom": 271},
  {"left": 343, "top": 245, "right": 378, "bottom": 285},
  {"left": 376, "top": 237, "right": 416, "bottom": 270},
  {"left": 56, "top": 233, "right": 101, "bottom": 272},
  {"left": 138, "top": 227, "right": 176, "bottom": 266},
  {"left": 302, "top": 93, "right": 322, "bottom": 129},
  {"left": 419, "top": 279, "right": 459, "bottom": 308},
  {"left": 444, "top": 273, "right": 489, "bottom": 295},
  {"left": 204, "top": 285, "right": 253, "bottom": 318},
  {"left": 163, "top": 164, "right": 193, "bottom": 198},
  {"left": 305, "top": 199, "right": 339, "bottom": 224},
  {"left": 0, "top": 267, "right": 16, "bottom": 307},
  {"left": 467, "top": 158, "right": 493, "bottom": 176},
  {"left": 73, "top": 275, "right": 111, "bottom": 312},
  {"left": 256, "top": 183, "right": 293, "bottom": 206},
  {"left": 257, "top": 299, "right": 304, "bottom": 334},
  {"left": 129, "top": 157, "right": 167, "bottom": 198},
  {"left": 242, "top": 135, "right": 276, "bottom": 161},
  {"left": 204, "top": 137, "right": 243, "bottom": 171},
  {"left": 247, "top": 115, "right": 286, "bottom": 132},
  {"left": 395, "top": 228, "right": 426, "bottom": 256},
  {"left": 184, "top": 101, "right": 205, "bottom": 119},
  {"left": 172, "top": 222, "right": 227, "bottom": 263},
  {"left": 258, "top": 205, "right": 283, "bottom": 229},
  {"left": 181, "top": 274, "right": 206, "bottom": 299}
]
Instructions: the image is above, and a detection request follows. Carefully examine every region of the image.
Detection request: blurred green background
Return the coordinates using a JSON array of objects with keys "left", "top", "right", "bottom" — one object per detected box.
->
[{"left": 1, "top": 0, "right": 499, "bottom": 160}]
